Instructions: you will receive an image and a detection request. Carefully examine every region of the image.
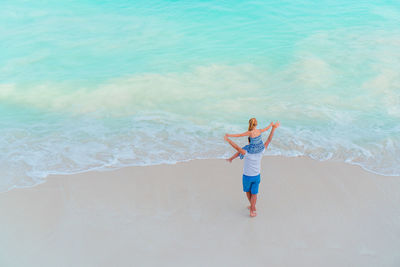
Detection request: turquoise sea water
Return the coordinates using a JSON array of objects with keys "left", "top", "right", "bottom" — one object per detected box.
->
[{"left": 1, "top": 0, "right": 400, "bottom": 191}]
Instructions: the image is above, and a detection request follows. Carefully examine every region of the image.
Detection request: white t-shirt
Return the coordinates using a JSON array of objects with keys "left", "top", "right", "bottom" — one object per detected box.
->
[{"left": 242, "top": 149, "right": 264, "bottom": 176}]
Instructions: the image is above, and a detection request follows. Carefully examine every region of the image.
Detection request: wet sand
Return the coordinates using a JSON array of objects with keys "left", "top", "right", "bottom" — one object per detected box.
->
[{"left": 1, "top": 156, "right": 399, "bottom": 267}]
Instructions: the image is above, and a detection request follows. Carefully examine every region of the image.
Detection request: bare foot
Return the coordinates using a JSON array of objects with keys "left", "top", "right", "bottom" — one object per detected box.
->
[{"left": 250, "top": 210, "right": 257, "bottom": 217}]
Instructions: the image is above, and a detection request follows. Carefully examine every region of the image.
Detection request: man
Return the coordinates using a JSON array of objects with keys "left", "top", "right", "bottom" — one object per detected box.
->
[{"left": 224, "top": 122, "right": 280, "bottom": 217}]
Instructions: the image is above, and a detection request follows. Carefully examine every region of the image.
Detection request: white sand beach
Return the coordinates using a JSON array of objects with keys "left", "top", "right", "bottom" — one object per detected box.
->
[{"left": 1, "top": 156, "right": 399, "bottom": 267}]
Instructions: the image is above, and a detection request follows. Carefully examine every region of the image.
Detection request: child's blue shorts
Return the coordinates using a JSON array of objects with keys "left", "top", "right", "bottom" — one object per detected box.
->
[{"left": 242, "top": 174, "right": 260, "bottom": 194}]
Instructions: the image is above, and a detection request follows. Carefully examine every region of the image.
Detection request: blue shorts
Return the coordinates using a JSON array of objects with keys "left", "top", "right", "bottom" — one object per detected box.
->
[{"left": 242, "top": 174, "right": 260, "bottom": 194}]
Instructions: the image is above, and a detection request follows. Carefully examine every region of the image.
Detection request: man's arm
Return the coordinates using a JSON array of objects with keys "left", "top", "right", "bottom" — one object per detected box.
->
[
  {"left": 226, "top": 152, "right": 240, "bottom": 163},
  {"left": 225, "top": 131, "right": 250, "bottom": 138},
  {"left": 264, "top": 121, "right": 280, "bottom": 150},
  {"left": 260, "top": 122, "right": 273, "bottom": 133},
  {"left": 224, "top": 135, "right": 247, "bottom": 155}
]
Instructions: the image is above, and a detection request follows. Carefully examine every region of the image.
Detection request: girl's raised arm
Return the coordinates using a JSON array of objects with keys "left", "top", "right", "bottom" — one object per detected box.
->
[
  {"left": 260, "top": 122, "right": 273, "bottom": 133},
  {"left": 225, "top": 131, "right": 250, "bottom": 138}
]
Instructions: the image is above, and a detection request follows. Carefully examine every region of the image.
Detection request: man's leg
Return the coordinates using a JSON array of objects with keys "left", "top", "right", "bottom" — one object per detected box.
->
[
  {"left": 243, "top": 175, "right": 252, "bottom": 208},
  {"left": 250, "top": 194, "right": 257, "bottom": 217},
  {"left": 246, "top": 192, "right": 257, "bottom": 211},
  {"left": 249, "top": 176, "right": 260, "bottom": 217},
  {"left": 246, "top": 191, "right": 251, "bottom": 202}
]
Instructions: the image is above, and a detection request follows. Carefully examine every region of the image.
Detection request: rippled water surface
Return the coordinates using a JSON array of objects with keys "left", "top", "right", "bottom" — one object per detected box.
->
[{"left": 1, "top": 0, "right": 400, "bottom": 191}]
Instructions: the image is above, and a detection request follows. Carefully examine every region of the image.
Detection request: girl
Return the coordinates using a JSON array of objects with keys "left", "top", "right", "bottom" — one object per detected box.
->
[{"left": 225, "top": 118, "right": 273, "bottom": 154}]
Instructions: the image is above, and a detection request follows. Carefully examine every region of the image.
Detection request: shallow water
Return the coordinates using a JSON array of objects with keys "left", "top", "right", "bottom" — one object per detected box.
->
[{"left": 1, "top": 0, "right": 400, "bottom": 191}]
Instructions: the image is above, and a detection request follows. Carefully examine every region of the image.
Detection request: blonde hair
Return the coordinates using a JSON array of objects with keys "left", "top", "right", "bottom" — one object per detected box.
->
[{"left": 248, "top": 118, "right": 258, "bottom": 131}]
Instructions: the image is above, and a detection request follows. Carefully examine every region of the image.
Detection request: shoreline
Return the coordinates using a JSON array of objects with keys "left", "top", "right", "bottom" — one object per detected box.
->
[
  {"left": 1, "top": 156, "right": 400, "bottom": 266},
  {"left": 3, "top": 154, "right": 398, "bottom": 194}
]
